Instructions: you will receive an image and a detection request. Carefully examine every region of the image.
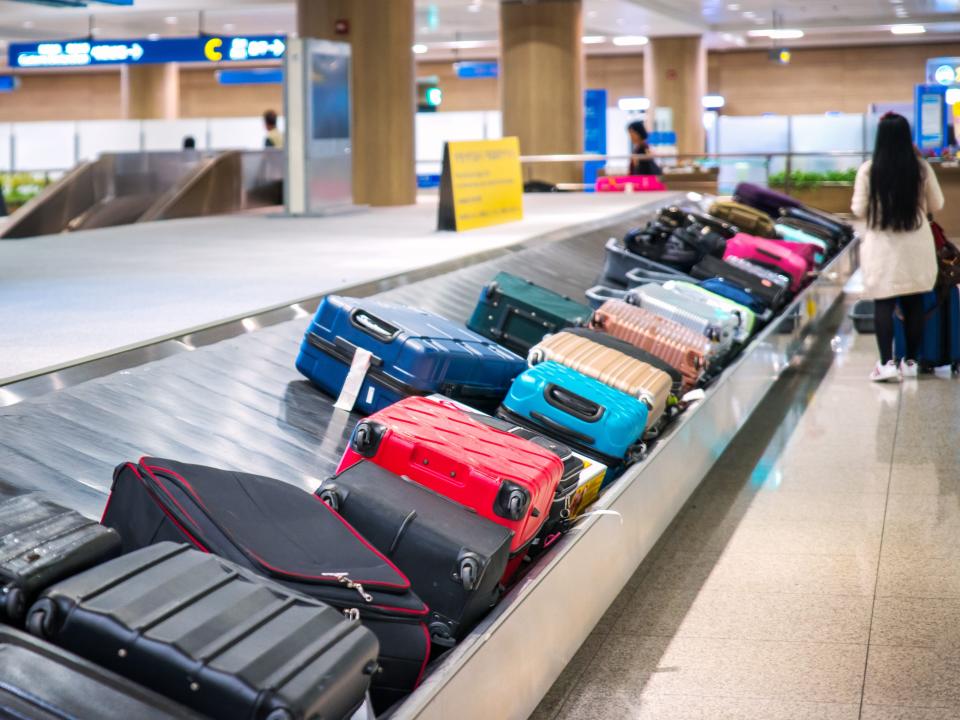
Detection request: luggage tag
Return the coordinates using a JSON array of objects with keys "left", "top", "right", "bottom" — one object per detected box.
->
[{"left": 334, "top": 347, "right": 374, "bottom": 412}]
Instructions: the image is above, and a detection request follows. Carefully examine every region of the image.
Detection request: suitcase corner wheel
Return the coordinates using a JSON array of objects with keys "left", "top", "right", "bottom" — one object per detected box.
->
[{"left": 24, "top": 596, "right": 57, "bottom": 640}]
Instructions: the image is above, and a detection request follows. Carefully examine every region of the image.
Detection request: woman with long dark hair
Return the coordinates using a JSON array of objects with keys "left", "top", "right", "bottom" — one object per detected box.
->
[{"left": 852, "top": 112, "right": 944, "bottom": 381}]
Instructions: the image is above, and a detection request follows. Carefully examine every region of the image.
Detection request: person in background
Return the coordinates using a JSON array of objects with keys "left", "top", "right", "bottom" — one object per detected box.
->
[
  {"left": 627, "top": 120, "right": 661, "bottom": 176},
  {"left": 182, "top": 136, "right": 196, "bottom": 150},
  {"left": 264, "top": 110, "right": 283, "bottom": 149},
  {"left": 851, "top": 112, "right": 945, "bottom": 382}
]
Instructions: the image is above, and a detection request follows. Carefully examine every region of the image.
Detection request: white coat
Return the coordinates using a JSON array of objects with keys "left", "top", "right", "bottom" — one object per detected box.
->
[{"left": 851, "top": 159, "right": 945, "bottom": 300}]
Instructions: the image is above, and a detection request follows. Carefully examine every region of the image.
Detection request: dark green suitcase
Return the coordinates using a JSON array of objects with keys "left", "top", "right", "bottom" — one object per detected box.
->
[{"left": 467, "top": 272, "right": 592, "bottom": 356}]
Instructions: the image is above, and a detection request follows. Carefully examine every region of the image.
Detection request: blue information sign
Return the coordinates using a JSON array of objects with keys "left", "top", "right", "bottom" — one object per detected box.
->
[
  {"left": 9, "top": 35, "right": 286, "bottom": 68},
  {"left": 584, "top": 89, "right": 607, "bottom": 189},
  {"left": 453, "top": 61, "right": 498, "bottom": 79}
]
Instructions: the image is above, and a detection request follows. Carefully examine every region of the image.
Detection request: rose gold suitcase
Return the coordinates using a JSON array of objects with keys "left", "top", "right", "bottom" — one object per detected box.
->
[
  {"left": 528, "top": 331, "right": 673, "bottom": 428},
  {"left": 590, "top": 300, "right": 712, "bottom": 392}
]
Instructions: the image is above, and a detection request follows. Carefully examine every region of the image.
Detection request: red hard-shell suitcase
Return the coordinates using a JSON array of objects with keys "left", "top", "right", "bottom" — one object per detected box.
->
[{"left": 336, "top": 396, "right": 564, "bottom": 564}]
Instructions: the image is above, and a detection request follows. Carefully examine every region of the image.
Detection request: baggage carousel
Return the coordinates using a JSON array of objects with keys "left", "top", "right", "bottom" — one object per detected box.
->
[{"left": 0, "top": 195, "right": 859, "bottom": 719}]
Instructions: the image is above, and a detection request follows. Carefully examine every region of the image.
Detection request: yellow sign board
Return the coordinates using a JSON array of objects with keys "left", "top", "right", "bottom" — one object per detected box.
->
[{"left": 438, "top": 137, "right": 523, "bottom": 231}]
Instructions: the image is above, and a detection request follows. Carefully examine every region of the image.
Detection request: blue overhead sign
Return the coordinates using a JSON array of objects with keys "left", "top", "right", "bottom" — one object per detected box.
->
[
  {"left": 453, "top": 61, "right": 498, "bottom": 79},
  {"left": 9, "top": 35, "right": 286, "bottom": 68}
]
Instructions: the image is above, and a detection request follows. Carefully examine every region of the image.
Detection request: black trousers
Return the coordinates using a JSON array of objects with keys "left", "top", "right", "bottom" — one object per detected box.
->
[{"left": 874, "top": 293, "right": 925, "bottom": 364}]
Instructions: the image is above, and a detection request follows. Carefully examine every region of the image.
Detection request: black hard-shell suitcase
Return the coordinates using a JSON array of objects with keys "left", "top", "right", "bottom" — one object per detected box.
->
[
  {"left": 0, "top": 627, "right": 202, "bottom": 720},
  {"left": 318, "top": 460, "right": 513, "bottom": 647},
  {"left": 28, "top": 543, "right": 379, "bottom": 720},
  {"left": 103, "top": 458, "right": 430, "bottom": 711},
  {"left": 0, "top": 494, "right": 121, "bottom": 626},
  {"left": 690, "top": 254, "right": 788, "bottom": 311},
  {"left": 623, "top": 223, "right": 700, "bottom": 271},
  {"left": 779, "top": 206, "right": 853, "bottom": 244}
]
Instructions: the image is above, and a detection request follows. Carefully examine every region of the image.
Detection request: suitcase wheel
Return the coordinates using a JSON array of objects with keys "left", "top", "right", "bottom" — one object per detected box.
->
[
  {"left": 1, "top": 586, "right": 24, "bottom": 624},
  {"left": 458, "top": 554, "right": 481, "bottom": 591},
  {"left": 25, "top": 599, "right": 57, "bottom": 639},
  {"left": 317, "top": 485, "right": 341, "bottom": 513},
  {"left": 495, "top": 483, "right": 530, "bottom": 521},
  {"left": 350, "top": 421, "right": 387, "bottom": 458}
]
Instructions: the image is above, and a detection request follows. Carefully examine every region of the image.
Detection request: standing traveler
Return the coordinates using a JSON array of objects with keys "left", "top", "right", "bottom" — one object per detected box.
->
[
  {"left": 263, "top": 109, "right": 284, "bottom": 149},
  {"left": 851, "top": 112, "right": 945, "bottom": 382},
  {"left": 627, "top": 120, "right": 661, "bottom": 176}
]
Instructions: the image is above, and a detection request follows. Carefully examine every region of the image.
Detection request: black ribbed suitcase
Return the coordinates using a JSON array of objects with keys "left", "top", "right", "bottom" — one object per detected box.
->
[
  {"left": 27, "top": 543, "right": 380, "bottom": 720},
  {"left": 102, "top": 458, "right": 430, "bottom": 712},
  {"left": 690, "top": 255, "right": 788, "bottom": 311},
  {"left": 0, "top": 494, "right": 121, "bottom": 626},
  {"left": 318, "top": 460, "right": 512, "bottom": 647},
  {"left": 0, "top": 626, "right": 202, "bottom": 719}
]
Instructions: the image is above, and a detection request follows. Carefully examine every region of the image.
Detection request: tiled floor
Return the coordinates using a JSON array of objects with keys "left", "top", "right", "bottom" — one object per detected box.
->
[{"left": 533, "top": 313, "right": 960, "bottom": 719}]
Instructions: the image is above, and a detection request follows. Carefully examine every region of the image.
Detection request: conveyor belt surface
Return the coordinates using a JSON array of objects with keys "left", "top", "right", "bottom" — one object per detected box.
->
[{"left": 0, "top": 214, "right": 643, "bottom": 518}]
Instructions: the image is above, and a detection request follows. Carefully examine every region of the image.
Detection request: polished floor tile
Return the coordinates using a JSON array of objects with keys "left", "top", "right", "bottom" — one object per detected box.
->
[
  {"left": 860, "top": 704, "right": 960, "bottom": 719},
  {"left": 876, "top": 555, "right": 960, "bottom": 598},
  {"left": 573, "top": 634, "right": 868, "bottom": 705},
  {"left": 528, "top": 634, "right": 606, "bottom": 720},
  {"left": 617, "top": 588, "right": 873, "bottom": 645},
  {"left": 863, "top": 645, "right": 960, "bottom": 708},
  {"left": 870, "top": 596, "right": 960, "bottom": 649},
  {"left": 557, "top": 688, "right": 860, "bottom": 720}
]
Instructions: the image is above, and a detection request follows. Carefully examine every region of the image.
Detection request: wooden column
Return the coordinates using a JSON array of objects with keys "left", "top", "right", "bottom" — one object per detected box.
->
[
  {"left": 122, "top": 63, "right": 180, "bottom": 120},
  {"left": 643, "top": 36, "right": 706, "bottom": 156},
  {"left": 299, "top": 0, "right": 416, "bottom": 206},
  {"left": 500, "top": 0, "right": 584, "bottom": 185}
]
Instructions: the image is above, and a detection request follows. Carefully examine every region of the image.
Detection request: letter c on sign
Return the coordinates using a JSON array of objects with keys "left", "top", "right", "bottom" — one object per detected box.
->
[{"left": 204, "top": 38, "right": 223, "bottom": 62}]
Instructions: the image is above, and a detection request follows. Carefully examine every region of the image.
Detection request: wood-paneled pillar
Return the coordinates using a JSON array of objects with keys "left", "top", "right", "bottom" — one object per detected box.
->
[
  {"left": 122, "top": 63, "right": 180, "bottom": 119},
  {"left": 643, "top": 36, "right": 706, "bottom": 156},
  {"left": 500, "top": 0, "right": 584, "bottom": 185},
  {"left": 299, "top": 0, "right": 416, "bottom": 206}
]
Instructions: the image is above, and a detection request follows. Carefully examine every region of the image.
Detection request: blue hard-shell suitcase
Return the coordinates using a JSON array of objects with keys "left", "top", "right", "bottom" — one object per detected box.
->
[
  {"left": 297, "top": 296, "right": 526, "bottom": 414},
  {"left": 498, "top": 361, "right": 649, "bottom": 466},
  {"left": 894, "top": 288, "right": 960, "bottom": 372},
  {"left": 699, "top": 278, "right": 770, "bottom": 315}
]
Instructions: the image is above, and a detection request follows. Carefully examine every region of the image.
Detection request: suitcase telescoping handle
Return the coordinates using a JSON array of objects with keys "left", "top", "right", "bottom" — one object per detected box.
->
[{"left": 349, "top": 308, "right": 401, "bottom": 343}]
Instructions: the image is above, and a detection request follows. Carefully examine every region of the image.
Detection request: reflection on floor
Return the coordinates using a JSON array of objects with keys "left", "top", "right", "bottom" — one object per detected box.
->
[{"left": 532, "top": 305, "right": 960, "bottom": 720}]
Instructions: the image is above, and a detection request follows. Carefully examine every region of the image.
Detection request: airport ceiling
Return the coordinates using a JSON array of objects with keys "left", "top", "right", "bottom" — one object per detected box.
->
[{"left": 0, "top": 0, "right": 957, "bottom": 56}]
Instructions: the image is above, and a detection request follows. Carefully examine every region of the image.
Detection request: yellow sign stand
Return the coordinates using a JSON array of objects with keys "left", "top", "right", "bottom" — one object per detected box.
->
[{"left": 437, "top": 137, "right": 523, "bottom": 232}]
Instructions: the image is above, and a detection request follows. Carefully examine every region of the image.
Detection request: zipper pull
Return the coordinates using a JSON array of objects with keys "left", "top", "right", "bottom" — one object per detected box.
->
[
  {"left": 338, "top": 575, "right": 374, "bottom": 603},
  {"left": 343, "top": 608, "right": 360, "bottom": 621}
]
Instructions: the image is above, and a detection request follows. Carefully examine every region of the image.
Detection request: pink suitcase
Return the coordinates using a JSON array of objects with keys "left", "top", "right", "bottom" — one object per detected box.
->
[
  {"left": 772, "top": 239, "right": 819, "bottom": 268},
  {"left": 723, "top": 233, "right": 811, "bottom": 292}
]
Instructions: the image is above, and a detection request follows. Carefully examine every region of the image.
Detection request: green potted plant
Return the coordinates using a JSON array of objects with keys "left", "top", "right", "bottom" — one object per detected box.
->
[{"left": 767, "top": 168, "right": 856, "bottom": 214}]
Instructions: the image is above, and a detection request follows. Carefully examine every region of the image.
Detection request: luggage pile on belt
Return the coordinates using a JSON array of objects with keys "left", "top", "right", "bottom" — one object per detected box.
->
[{"left": 0, "top": 182, "right": 855, "bottom": 720}]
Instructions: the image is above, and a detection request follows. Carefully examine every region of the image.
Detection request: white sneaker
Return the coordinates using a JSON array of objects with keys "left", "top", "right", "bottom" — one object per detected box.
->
[
  {"left": 900, "top": 359, "right": 919, "bottom": 378},
  {"left": 870, "top": 360, "right": 900, "bottom": 383}
]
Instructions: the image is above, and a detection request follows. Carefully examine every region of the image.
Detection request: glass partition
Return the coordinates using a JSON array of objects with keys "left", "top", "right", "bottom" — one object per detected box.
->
[
  {"left": 790, "top": 114, "right": 865, "bottom": 173},
  {"left": 12, "top": 121, "right": 76, "bottom": 171},
  {"left": 78, "top": 120, "right": 141, "bottom": 162}
]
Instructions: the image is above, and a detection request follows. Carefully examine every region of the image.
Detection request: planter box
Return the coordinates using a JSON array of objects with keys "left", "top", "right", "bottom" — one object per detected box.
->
[{"left": 770, "top": 183, "right": 854, "bottom": 215}]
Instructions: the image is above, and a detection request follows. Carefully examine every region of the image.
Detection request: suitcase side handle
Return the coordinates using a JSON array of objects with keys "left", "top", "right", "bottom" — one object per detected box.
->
[
  {"left": 529, "top": 411, "right": 596, "bottom": 446},
  {"left": 349, "top": 309, "right": 401, "bottom": 343},
  {"left": 543, "top": 383, "right": 604, "bottom": 423}
]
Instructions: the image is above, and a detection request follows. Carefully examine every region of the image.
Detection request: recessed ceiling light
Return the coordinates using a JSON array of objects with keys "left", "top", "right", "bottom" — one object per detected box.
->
[
  {"left": 742, "top": 11, "right": 755, "bottom": 18},
  {"left": 891, "top": 23, "right": 925, "bottom": 34},
  {"left": 702, "top": 94, "right": 726, "bottom": 109},
  {"left": 467, "top": 4, "right": 481, "bottom": 13},
  {"left": 147, "top": 33, "right": 160, "bottom": 40},
  {"left": 748, "top": 28, "right": 804, "bottom": 39},
  {"left": 727, "top": 3, "right": 740, "bottom": 9},
  {"left": 412, "top": 43, "right": 428, "bottom": 54},
  {"left": 581, "top": 36, "right": 607, "bottom": 44},
  {"left": 612, "top": 35, "right": 649, "bottom": 46},
  {"left": 587, "top": 10, "right": 597, "bottom": 18},
  {"left": 164, "top": 16, "right": 178, "bottom": 25}
]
